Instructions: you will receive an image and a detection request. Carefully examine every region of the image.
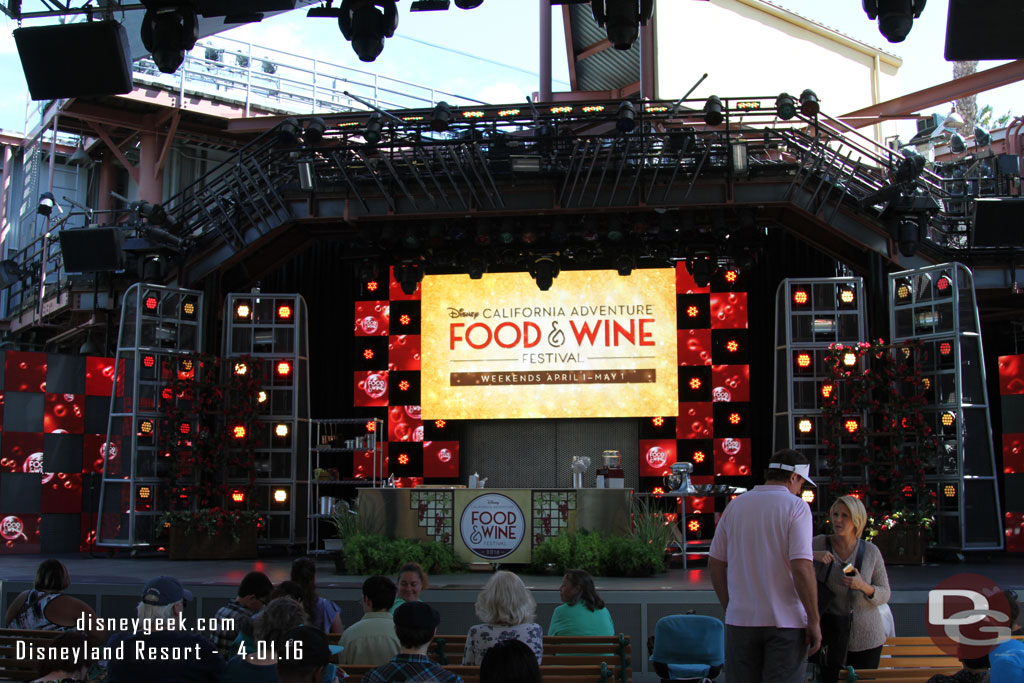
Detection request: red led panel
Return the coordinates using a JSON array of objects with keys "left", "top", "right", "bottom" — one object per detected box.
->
[
  {"left": 2, "top": 433, "right": 44, "bottom": 473},
  {"left": 677, "top": 329, "right": 712, "bottom": 366},
  {"left": 999, "top": 354, "right": 1024, "bottom": 395},
  {"left": 354, "top": 443, "right": 388, "bottom": 480},
  {"left": 353, "top": 371, "right": 389, "bottom": 407},
  {"left": 0, "top": 514, "right": 41, "bottom": 554},
  {"left": 423, "top": 441, "right": 459, "bottom": 478},
  {"left": 714, "top": 438, "right": 752, "bottom": 477},
  {"left": 1006, "top": 512, "right": 1024, "bottom": 553},
  {"left": 5, "top": 351, "right": 47, "bottom": 393},
  {"left": 1004, "top": 434, "right": 1024, "bottom": 474},
  {"left": 388, "top": 335, "right": 421, "bottom": 371},
  {"left": 388, "top": 405, "right": 424, "bottom": 442},
  {"left": 676, "top": 402, "right": 713, "bottom": 440},
  {"left": 638, "top": 439, "right": 677, "bottom": 477},
  {"left": 44, "top": 394, "right": 85, "bottom": 434},
  {"left": 711, "top": 365, "right": 750, "bottom": 402},
  {"left": 676, "top": 262, "right": 710, "bottom": 294},
  {"left": 354, "top": 301, "right": 390, "bottom": 337},
  {"left": 710, "top": 293, "right": 748, "bottom": 329},
  {"left": 41, "top": 473, "right": 82, "bottom": 514}
]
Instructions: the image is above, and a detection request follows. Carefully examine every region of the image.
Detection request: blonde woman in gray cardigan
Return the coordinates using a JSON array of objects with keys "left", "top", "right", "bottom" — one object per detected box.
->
[{"left": 812, "top": 494, "right": 892, "bottom": 683}]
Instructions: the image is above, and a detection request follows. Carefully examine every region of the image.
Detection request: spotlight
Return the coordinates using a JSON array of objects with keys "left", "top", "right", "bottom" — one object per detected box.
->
[
  {"left": 837, "top": 286, "right": 856, "bottom": 307},
  {"left": 591, "top": 0, "right": 653, "bottom": 50},
  {"left": 704, "top": 95, "right": 724, "bottom": 126},
  {"left": 949, "top": 133, "right": 967, "bottom": 154},
  {"left": 974, "top": 126, "right": 991, "bottom": 146},
  {"left": 273, "top": 488, "right": 288, "bottom": 503},
  {"left": 799, "top": 89, "right": 819, "bottom": 116},
  {"left": 465, "top": 255, "right": 487, "bottom": 280},
  {"left": 431, "top": 101, "right": 452, "bottom": 132},
  {"left": 895, "top": 278, "right": 913, "bottom": 302},
  {"left": 338, "top": 0, "right": 399, "bottom": 62},
  {"left": 892, "top": 149, "right": 926, "bottom": 185},
  {"left": 278, "top": 117, "right": 301, "bottom": 145},
  {"left": 530, "top": 256, "right": 560, "bottom": 291},
  {"left": 616, "top": 100, "right": 636, "bottom": 133},
  {"left": 37, "top": 192, "right": 56, "bottom": 217},
  {"left": 897, "top": 215, "right": 923, "bottom": 258},
  {"left": 686, "top": 252, "right": 715, "bottom": 288},
  {"left": 397, "top": 262, "right": 423, "bottom": 296},
  {"left": 802, "top": 489, "right": 815, "bottom": 503},
  {"left": 140, "top": 3, "right": 199, "bottom": 74},
  {"left": 614, "top": 253, "right": 634, "bottom": 276},
  {"left": 364, "top": 113, "right": 384, "bottom": 145},
  {"left": 936, "top": 273, "right": 953, "bottom": 295},
  {"left": 775, "top": 92, "right": 797, "bottom": 120},
  {"left": 792, "top": 289, "right": 809, "bottom": 306},
  {"left": 863, "top": 0, "right": 926, "bottom": 43},
  {"left": 304, "top": 117, "right": 327, "bottom": 144}
]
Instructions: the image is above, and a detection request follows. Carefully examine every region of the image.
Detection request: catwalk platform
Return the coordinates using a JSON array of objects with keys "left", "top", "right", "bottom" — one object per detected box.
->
[{"left": 2, "top": 555, "right": 1022, "bottom": 680}]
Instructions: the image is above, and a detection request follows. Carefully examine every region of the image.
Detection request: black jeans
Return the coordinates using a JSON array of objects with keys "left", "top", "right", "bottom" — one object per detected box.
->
[{"left": 819, "top": 644, "right": 884, "bottom": 683}]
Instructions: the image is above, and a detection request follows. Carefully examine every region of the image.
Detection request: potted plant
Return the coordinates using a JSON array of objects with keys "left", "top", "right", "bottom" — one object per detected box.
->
[
  {"left": 162, "top": 508, "right": 261, "bottom": 560},
  {"left": 313, "top": 467, "right": 334, "bottom": 481},
  {"left": 324, "top": 501, "right": 358, "bottom": 551}
]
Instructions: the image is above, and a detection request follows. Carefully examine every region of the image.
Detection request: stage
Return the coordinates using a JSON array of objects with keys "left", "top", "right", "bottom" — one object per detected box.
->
[{"left": 3, "top": 555, "right": 1022, "bottom": 680}]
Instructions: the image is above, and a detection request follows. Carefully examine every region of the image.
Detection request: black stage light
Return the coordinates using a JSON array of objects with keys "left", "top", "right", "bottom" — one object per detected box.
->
[
  {"left": 799, "top": 89, "right": 820, "bottom": 116},
  {"left": 616, "top": 100, "right": 636, "bottom": 133},
  {"left": 278, "top": 117, "right": 301, "bottom": 145},
  {"left": 530, "top": 256, "right": 560, "bottom": 291},
  {"left": 141, "top": 3, "right": 199, "bottom": 74},
  {"left": 304, "top": 117, "right": 327, "bottom": 144},
  {"left": 863, "top": 0, "right": 926, "bottom": 43},
  {"left": 338, "top": 0, "right": 399, "bottom": 62},
  {"left": 614, "top": 254, "right": 634, "bottom": 276},
  {"left": 431, "top": 101, "right": 453, "bottom": 132},
  {"left": 775, "top": 92, "right": 797, "bottom": 120},
  {"left": 397, "top": 262, "right": 423, "bottom": 295},
  {"left": 364, "top": 113, "right": 384, "bottom": 145},
  {"left": 704, "top": 95, "right": 724, "bottom": 126},
  {"left": 465, "top": 255, "right": 487, "bottom": 280},
  {"left": 974, "top": 126, "right": 991, "bottom": 146},
  {"left": 37, "top": 192, "right": 56, "bottom": 217},
  {"left": 949, "top": 133, "right": 966, "bottom": 154},
  {"left": 592, "top": 0, "right": 654, "bottom": 50},
  {"left": 892, "top": 149, "right": 926, "bottom": 185},
  {"left": 897, "top": 215, "right": 923, "bottom": 257},
  {"left": 687, "top": 253, "right": 715, "bottom": 288}
]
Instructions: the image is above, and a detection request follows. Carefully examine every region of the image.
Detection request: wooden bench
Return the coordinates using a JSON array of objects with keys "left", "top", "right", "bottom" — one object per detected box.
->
[
  {"left": 0, "top": 628, "right": 62, "bottom": 681},
  {"left": 837, "top": 635, "right": 1024, "bottom": 682},
  {"left": 339, "top": 663, "right": 619, "bottom": 683},
  {"left": 328, "top": 633, "right": 632, "bottom": 682}
]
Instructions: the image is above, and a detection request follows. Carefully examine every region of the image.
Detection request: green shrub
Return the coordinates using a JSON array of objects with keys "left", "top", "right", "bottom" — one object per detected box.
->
[
  {"left": 529, "top": 530, "right": 666, "bottom": 577},
  {"left": 342, "top": 534, "right": 464, "bottom": 575}
]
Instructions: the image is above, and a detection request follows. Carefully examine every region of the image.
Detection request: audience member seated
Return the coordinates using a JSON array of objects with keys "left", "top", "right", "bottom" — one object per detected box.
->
[
  {"left": 390, "top": 563, "right": 428, "bottom": 615},
  {"left": 220, "top": 597, "right": 310, "bottom": 683},
  {"left": 339, "top": 576, "right": 401, "bottom": 666},
  {"left": 106, "top": 576, "right": 224, "bottom": 683},
  {"left": 462, "top": 571, "right": 543, "bottom": 666},
  {"left": 548, "top": 569, "right": 614, "bottom": 637},
  {"left": 5, "top": 559, "right": 96, "bottom": 632},
  {"left": 479, "top": 639, "right": 541, "bottom": 683},
  {"left": 277, "top": 626, "right": 341, "bottom": 683},
  {"left": 30, "top": 630, "right": 93, "bottom": 682},
  {"left": 928, "top": 590, "right": 1022, "bottom": 683},
  {"left": 270, "top": 581, "right": 305, "bottom": 603},
  {"left": 291, "top": 557, "right": 343, "bottom": 635},
  {"left": 362, "top": 602, "right": 463, "bottom": 683},
  {"left": 210, "top": 571, "right": 272, "bottom": 655}
]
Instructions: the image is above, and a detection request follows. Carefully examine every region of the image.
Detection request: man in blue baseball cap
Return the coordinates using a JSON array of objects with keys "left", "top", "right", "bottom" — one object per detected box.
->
[{"left": 107, "top": 575, "right": 225, "bottom": 683}]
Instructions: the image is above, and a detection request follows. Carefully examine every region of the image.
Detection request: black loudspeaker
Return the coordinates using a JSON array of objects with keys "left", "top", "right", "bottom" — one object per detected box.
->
[
  {"left": 14, "top": 20, "right": 133, "bottom": 100},
  {"left": 58, "top": 227, "right": 125, "bottom": 273},
  {"left": 971, "top": 198, "right": 1024, "bottom": 247},
  {"left": 945, "top": 0, "right": 1024, "bottom": 60}
]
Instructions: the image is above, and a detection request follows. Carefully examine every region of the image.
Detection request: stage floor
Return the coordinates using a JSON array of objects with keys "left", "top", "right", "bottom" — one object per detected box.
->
[{"left": 2, "top": 554, "right": 1021, "bottom": 680}]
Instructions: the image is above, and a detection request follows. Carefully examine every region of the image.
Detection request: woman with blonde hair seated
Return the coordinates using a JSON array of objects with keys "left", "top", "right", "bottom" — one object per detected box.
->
[{"left": 463, "top": 571, "right": 543, "bottom": 665}]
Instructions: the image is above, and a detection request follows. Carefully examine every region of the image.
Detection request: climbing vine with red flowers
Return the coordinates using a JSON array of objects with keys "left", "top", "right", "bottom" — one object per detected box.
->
[
  {"left": 821, "top": 339, "right": 938, "bottom": 523},
  {"left": 159, "top": 353, "right": 263, "bottom": 510}
]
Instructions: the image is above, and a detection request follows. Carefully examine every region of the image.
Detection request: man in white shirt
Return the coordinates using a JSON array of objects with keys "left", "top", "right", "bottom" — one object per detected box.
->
[{"left": 709, "top": 449, "right": 822, "bottom": 682}]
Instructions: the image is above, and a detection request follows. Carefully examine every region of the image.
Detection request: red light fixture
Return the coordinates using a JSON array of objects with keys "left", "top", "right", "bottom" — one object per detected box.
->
[
  {"left": 793, "top": 289, "right": 809, "bottom": 305},
  {"left": 398, "top": 453, "right": 410, "bottom": 465},
  {"left": 144, "top": 295, "right": 159, "bottom": 311},
  {"left": 725, "top": 340, "right": 739, "bottom": 353},
  {"left": 688, "top": 519, "right": 701, "bottom": 533},
  {"left": 399, "top": 314, "right": 411, "bottom": 326},
  {"left": 939, "top": 342, "right": 953, "bottom": 357},
  {"left": 138, "top": 486, "right": 152, "bottom": 500},
  {"left": 363, "top": 349, "right": 374, "bottom": 360},
  {"left": 399, "top": 380, "right": 410, "bottom": 391},
  {"left": 233, "top": 362, "right": 248, "bottom": 376},
  {"left": 277, "top": 304, "right": 293, "bottom": 319},
  {"left": 689, "top": 377, "right": 702, "bottom": 390},
  {"left": 179, "top": 422, "right": 191, "bottom": 435},
  {"left": 936, "top": 274, "right": 953, "bottom": 294},
  {"left": 277, "top": 361, "right": 292, "bottom": 376},
  {"left": 686, "top": 305, "right": 700, "bottom": 318},
  {"left": 844, "top": 419, "right": 859, "bottom": 433},
  {"left": 235, "top": 302, "right": 251, "bottom": 319},
  {"left": 729, "top": 413, "right": 741, "bottom": 425},
  {"left": 434, "top": 419, "right": 446, "bottom": 429},
  {"left": 653, "top": 486, "right": 664, "bottom": 495},
  {"left": 724, "top": 269, "right": 739, "bottom": 283},
  {"left": 366, "top": 420, "right": 376, "bottom": 432},
  {"left": 902, "top": 485, "right": 914, "bottom": 498},
  {"left": 693, "top": 451, "right": 706, "bottom": 463},
  {"left": 796, "top": 353, "right": 812, "bottom": 369},
  {"left": 143, "top": 355, "right": 155, "bottom": 368},
  {"left": 231, "top": 490, "right": 246, "bottom": 503},
  {"left": 367, "top": 281, "right": 379, "bottom": 292},
  {"left": 821, "top": 383, "right": 834, "bottom": 399},
  {"left": 161, "top": 387, "right": 173, "bottom": 400},
  {"left": 232, "top": 425, "right": 247, "bottom": 439},
  {"left": 139, "top": 419, "right": 154, "bottom": 435},
  {"left": 652, "top": 416, "right": 665, "bottom": 427}
]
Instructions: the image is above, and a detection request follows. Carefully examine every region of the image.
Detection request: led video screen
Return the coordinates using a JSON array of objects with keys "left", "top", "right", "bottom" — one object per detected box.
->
[{"left": 421, "top": 269, "right": 678, "bottom": 419}]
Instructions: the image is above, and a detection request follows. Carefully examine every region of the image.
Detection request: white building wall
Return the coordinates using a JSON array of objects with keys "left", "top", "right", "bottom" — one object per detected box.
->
[{"left": 655, "top": 0, "right": 902, "bottom": 143}]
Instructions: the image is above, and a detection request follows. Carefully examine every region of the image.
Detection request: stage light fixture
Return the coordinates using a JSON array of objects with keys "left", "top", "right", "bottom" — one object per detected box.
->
[
  {"left": 37, "top": 192, "right": 56, "bottom": 217},
  {"left": 724, "top": 268, "right": 739, "bottom": 284},
  {"left": 257, "top": 390, "right": 268, "bottom": 403},
  {"left": 530, "top": 256, "right": 560, "bottom": 292},
  {"left": 939, "top": 341, "right": 953, "bottom": 357},
  {"left": 693, "top": 451, "right": 706, "bottom": 463},
  {"left": 775, "top": 92, "right": 797, "bottom": 120},
  {"left": 277, "top": 360, "right": 292, "bottom": 376},
  {"left": 364, "top": 113, "right": 384, "bottom": 145},
  {"left": 895, "top": 278, "right": 912, "bottom": 302},
  {"left": 943, "top": 484, "right": 956, "bottom": 499},
  {"left": 704, "top": 95, "right": 724, "bottom": 126},
  {"left": 591, "top": 0, "right": 653, "bottom": 50},
  {"left": 431, "top": 101, "right": 452, "bottom": 131},
  {"left": 465, "top": 255, "right": 487, "bottom": 280},
  {"left": 399, "top": 314, "right": 411, "bottom": 326},
  {"left": 614, "top": 254, "right": 634, "bottom": 276},
  {"left": 689, "top": 377, "right": 702, "bottom": 390},
  {"left": 799, "top": 89, "right": 819, "bottom": 116},
  {"left": 616, "top": 100, "right": 636, "bottom": 133},
  {"left": 235, "top": 302, "right": 252, "bottom": 319},
  {"left": 652, "top": 417, "right": 664, "bottom": 427},
  {"left": 802, "top": 489, "right": 815, "bottom": 503},
  {"left": 688, "top": 518, "right": 701, "bottom": 533},
  {"left": 273, "top": 488, "right": 288, "bottom": 503},
  {"left": 863, "top": 0, "right": 925, "bottom": 43},
  {"left": 231, "top": 490, "right": 246, "bottom": 503},
  {"left": 797, "top": 418, "right": 813, "bottom": 434},
  {"left": 182, "top": 299, "right": 197, "bottom": 318},
  {"left": 143, "top": 355, "right": 156, "bottom": 369},
  {"left": 138, "top": 486, "right": 152, "bottom": 500},
  {"left": 363, "top": 348, "right": 374, "bottom": 360},
  {"left": 838, "top": 286, "right": 856, "bottom": 307},
  {"left": 234, "top": 362, "right": 248, "bottom": 376},
  {"left": 896, "top": 215, "right": 923, "bottom": 258},
  {"left": 725, "top": 339, "right": 739, "bottom": 353},
  {"left": 145, "top": 295, "right": 160, "bottom": 311},
  {"left": 365, "top": 420, "right": 377, "bottom": 432},
  {"left": 303, "top": 117, "right": 327, "bottom": 144},
  {"left": 337, "top": 0, "right": 399, "bottom": 62},
  {"left": 686, "top": 253, "right": 715, "bottom": 288},
  {"left": 892, "top": 149, "right": 926, "bottom": 185},
  {"left": 796, "top": 352, "right": 812, "bottom": 369},
  {"left": 453, "top": 0, "right": 483, "bottom": 7},
  {"left": 179, "top": 422, "right": 191, "bottom": 435},
  {"left": 233, "top": 425, "right": 247, "bottom": 439},
  {"left": 434, "top": 419, "right": 446, "bottom": 429},
  {"left": 276, "top": 424, "right": 290, "bottom": 437},
  {"left": 397, "top": 262, "right": 423, "bottom": 296},
  {"left": 139, "top": 419, "right": 154, "bottom": 435},
  {"left": 941, "top": 411, "right": 956, "bottom": 428},
  {"left": 821, "top": 383, "right": 834, "bottom": 399},
  {"left": 792, "top": 289, "right": 809, "bottom": 306},
  {"left": 686, "top": 305, "right": 700, "bottom": 318},
  {"left": 936, "top": 273, "right": 953, "bottom": 294},
  {"left": 652, "top": 487, "right": 664, "bottom": 496},
  {"left": 277, "top": 304, "right": 293, "bottom": 319},
  {"left": 842, "top": 351, "right": 857, "bottom": 367},
  {"left": 141, "top": 3, "right": 199, "bottom": 74},
  {"left": 975, "top": 126, "right": 991, "bottom": 146},
  {"left": 844, "top": 418, "right": 860, "bottom": 433},
  {"left": 949, "top": 132, "right": 966, "bottom": 154}
]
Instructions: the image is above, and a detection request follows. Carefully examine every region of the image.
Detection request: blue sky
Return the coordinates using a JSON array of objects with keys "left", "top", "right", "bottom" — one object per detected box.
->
[{"left": 0, "top": 0, "right": 1019, "bottom": 137}]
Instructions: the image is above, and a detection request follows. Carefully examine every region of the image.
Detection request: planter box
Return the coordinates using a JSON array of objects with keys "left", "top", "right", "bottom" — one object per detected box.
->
[
  {"left": 322, "top": 538, "right": 344, "bottom": 551},
  {"left": 169, "top": 526, "right": 258, "bottom": 560},
  {"left": 873, "top": 525, "right": 925, "bottom": 565}
]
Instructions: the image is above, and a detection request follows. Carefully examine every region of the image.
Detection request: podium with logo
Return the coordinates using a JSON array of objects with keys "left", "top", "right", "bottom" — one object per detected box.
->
[{"left": 357, "top": 488, "right": 631, "bottom": 563}]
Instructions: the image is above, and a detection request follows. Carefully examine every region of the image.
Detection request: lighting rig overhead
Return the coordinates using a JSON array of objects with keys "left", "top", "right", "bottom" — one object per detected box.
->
[
  {"left": 309, "top": 0, "right": 399, "bottom": 62},
  {"left": 592, "top": 0, "right": 654, "bottom": 50},
  {"left": 862, "top": 0, "right": 926, "bottom": 43},
  {"left": 141, "top": 1, "right": 200, "bottom": 74}
]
